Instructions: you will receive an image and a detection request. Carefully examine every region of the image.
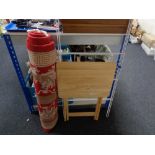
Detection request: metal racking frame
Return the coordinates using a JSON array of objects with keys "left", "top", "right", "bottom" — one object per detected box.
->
[{"left": 1, "top": 20, "right": 131, "bottom": 116}]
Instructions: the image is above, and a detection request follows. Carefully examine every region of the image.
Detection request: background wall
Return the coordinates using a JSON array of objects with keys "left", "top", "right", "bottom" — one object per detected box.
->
[{"left": 138, "top": 19, "right": 155, "bottom": 35}]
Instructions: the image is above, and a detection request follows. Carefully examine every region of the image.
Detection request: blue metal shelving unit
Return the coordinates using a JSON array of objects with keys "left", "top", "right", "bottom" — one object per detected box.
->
[
  {"left": 1, "top": 20, "right": 131, "bottom": 116},
  {"left": 3, "top": 34, "right": 35, "bottom": 113}
]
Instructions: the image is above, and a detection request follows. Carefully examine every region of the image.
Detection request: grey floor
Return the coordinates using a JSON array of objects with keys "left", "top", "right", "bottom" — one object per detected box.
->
[{"left": 0, "top": 37, "right": 155, "bottom": 135}]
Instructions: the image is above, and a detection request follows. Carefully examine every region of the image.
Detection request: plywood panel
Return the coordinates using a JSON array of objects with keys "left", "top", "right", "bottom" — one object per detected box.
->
[
  {"left": 61, "top": 19, "right": 129, "bottom": 25},
  {"left": 56, "top": 62, "right": 116, "bottom": 98},
  {"left": 61, "top": 19, "right": 129, "bottom": 33}
]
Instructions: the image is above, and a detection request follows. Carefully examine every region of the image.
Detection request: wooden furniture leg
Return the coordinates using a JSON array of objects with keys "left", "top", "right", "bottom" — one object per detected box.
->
[
  {"left": 66, "top": 100, "right": 69, "bottom": 121},
  {"left": 94, "top": 97, "right": 103, "bottom": 120},
  {"left": 63, "top": 98, "right": 68, "bottom": 121},
  {"left": 77, "top": 56, "right": 80, "bottom": 62}
]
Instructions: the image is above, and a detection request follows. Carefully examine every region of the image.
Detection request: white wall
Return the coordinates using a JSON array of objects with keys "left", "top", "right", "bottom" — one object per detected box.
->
[{"left": 138, "top": 19, "right": 155, "bottom": 36}]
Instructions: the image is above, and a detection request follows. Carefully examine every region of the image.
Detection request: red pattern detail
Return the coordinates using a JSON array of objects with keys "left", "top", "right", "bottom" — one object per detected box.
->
[
  {"left": 30, "top": 63, "right": 56, "bottom": 74},
  {"left": 38, "top": 100, "right": 58, "bottom": 112},
  {"left": 34, "top": 80, "right": 56, "bottom": 96}
]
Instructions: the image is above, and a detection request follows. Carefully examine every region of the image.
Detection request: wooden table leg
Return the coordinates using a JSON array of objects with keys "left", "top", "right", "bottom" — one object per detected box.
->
[
  {"left": 63, "top": 98, "right": 69, "bottom": 121},
  {"left": 63, "top": 98, "right": 67, "bottom": 121},
  {"left": 94, "top": 97, "right": 103, "bottom": 120},
  {"left": 66, "top": 100, "right": 69, "bottom": 121}
]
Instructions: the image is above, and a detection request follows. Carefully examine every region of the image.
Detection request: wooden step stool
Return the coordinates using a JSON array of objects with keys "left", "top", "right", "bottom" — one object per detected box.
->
[{"left": 56, "top": 62, "right": 116, "bottom": 121}]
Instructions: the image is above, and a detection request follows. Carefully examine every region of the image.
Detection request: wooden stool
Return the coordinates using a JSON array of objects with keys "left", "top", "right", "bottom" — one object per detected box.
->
[{"left": 56, "top": 62, "right": 116, "bottom": 121}]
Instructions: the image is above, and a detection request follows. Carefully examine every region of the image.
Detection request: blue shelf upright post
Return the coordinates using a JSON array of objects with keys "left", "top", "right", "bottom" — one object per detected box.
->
[
  {"left": 105, "top": 20, "right": 132, "bottom": 117},
  {"left": 3, "top": 34, "right": 35, "bottom": 113}
]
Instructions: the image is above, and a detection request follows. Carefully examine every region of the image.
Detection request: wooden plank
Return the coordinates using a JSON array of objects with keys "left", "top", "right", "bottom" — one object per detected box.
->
[
  {"left": 68, "top": 112, "right": 95, "bottom": 117},
  {"left": 56, "top": 62, "right": 116, "bottom": 70},
  {"left": 61, "top": 19, "right": 129, "bottom": 33},
  {"left": 56, "top": 62, "right": 116, "bottom": 98},
  {"left": 59, "top": 91, "right": 110, "bottom": 98},
  {"left": 61, "top": 19, "right": 129, "bottom": 25},
  {"left": 62, "top": 25, "right": 127, "bottom": 33}
]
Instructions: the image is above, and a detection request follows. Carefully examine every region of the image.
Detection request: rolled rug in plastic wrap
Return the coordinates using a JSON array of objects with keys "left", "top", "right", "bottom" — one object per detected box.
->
[
  {"left": 38, "top": 100, "right": 58, "bottom": 132},
  {"left": 26, "top": 29, "right": 58, "bottom": 132},
  {"left": 27, "top": 30, "right": 57, "bottom": 67}
]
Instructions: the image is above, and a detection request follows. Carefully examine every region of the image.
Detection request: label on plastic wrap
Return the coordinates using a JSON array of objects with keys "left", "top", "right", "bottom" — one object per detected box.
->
[{"left": 28, "top": 50, "right": 58, "bottom": 67}]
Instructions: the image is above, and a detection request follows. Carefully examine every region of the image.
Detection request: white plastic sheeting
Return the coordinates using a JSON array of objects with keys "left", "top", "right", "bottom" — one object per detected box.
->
[{"left": 138, "top": 19, "right": 155, "bottom": 36}]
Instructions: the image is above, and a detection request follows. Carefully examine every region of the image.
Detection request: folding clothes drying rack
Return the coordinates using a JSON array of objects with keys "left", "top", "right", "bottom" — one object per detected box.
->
[{"left": 0, "top": 20, "right": 131, "bottom": 118}]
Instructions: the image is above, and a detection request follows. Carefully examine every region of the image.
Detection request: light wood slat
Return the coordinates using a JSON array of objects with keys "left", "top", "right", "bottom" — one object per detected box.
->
[
  {"left": 68, "top": 112, "right": 95, "bottom": 117},
  {"left": 59, "top": 91, "right": 110, "bottom": 98},
  {"left": 94, "top": 97, "right": 103, "bottom": 120},
  {"left": 63, "top": 98, "right": 68, "bottom": 121},
  {"left": 56, "top": 62, "right": 115, "bottom": 70}
]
